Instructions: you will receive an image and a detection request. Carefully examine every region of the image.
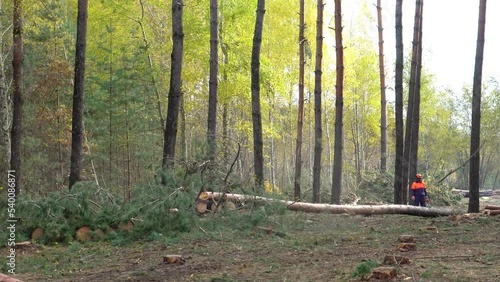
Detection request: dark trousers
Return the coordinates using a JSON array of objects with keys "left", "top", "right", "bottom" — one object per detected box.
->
[{"left": 413, "top": 194, "right": 426, "bottom": 207}]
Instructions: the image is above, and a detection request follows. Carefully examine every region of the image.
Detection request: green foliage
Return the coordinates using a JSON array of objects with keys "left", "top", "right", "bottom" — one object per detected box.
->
[
  {"left": 426, "top": 184, "right": 462, "bottom": 206},
  {"left": 352, "top": 259, "right": 380, "bottom": 278},
  {"left": 356, "top": 172, "right": 394, "bottom": 203},
  {"left": 6, "top": 178, "right": 200, "bottom": 244}
]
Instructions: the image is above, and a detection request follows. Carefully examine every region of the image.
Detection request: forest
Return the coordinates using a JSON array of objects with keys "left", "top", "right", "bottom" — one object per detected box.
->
[
  {"left": 0, "top": 0, "right": 499, "bottom": 280},
  {"left": 0, "top": 0, "right": 497, "bottom": 200}
]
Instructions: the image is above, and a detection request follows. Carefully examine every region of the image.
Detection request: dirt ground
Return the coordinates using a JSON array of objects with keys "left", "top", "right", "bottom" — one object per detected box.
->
[{"left": 8, "top": 199, "right": 500, "bottom": 282}]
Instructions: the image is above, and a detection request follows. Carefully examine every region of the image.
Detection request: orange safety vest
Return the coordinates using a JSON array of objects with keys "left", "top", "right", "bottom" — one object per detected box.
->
[{"left": 411, "top": 181, "right": 426, "bottom": 190}]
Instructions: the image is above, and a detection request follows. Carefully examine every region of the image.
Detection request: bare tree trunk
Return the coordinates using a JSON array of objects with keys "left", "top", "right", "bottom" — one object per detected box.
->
[
  {"left": 331, "top": 0, "right": 343, "bottom": 204},
  {"left": 393, "top": 0, "right": 404, "bottom": 204},
  {"left": 402, "top": 0, "right": 422, "bottom": 202},
  {"left": 376, "top": 0, "right": 387, "bottom": 172},
  {"left": 207, "top": 0, "right": 218, "bottom": 161},
  {"left": 69, "top": 0, "right": 88, "bottom": 189},
  {"left": 312, "top": 0, "right": 324, "bottom": 203},
  {"left": 409, "top": 0, "right": 423, "bottom": 194},
  {"left": 10, "top": 0, "right": 23, "bottom": 195},
  {"left": 251, "top": 0, "right": 265, "bottom": 190},
  {"left": 125, "top": 100, "right": 131, "bottom": 201},
  {"left": 0, "top": 0, "right": 11, "bottom": 174},
  {"left": 179, "top": 93, "right": 187, "bottom": 163},
  {"left": 137, "top": 0, "right": 164, "bottom": 132},
  {"left": 56, "top": 89, "right": 64, "bottom": 189},
  {"left": 469, "top": 0, "right": 487, "bottom": 213},
  {"left": 108, "top": 19, "right": 113, "bottom": 187},
  {"left": 208, "top": 192, "right": 458, "bottom": 217},
  {"left": 219, "top": 14, "right": 229, "bottom": 166},
  {"left": 162, "top": 0, "right": 184, "bottom": 178},
  {"left": 294, "top": 0, "right": 306, "bottom": 201}
]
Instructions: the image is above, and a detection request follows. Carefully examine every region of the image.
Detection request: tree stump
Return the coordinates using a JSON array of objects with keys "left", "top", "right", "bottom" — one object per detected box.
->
[
  {"left": 163, "top": 255, "right": 185, "bottom": 265},
  {"left": 371, "top": 267, "right": 397, "bottom": 279},
  {"left": 383, "top": 255, "right": 410, "bottom": 265},
  {"left": 398, "top": 235, "right": 415, "bottom": 243},
  {"left": 397, "top": 243, "right": 416, "bottom": 252}
]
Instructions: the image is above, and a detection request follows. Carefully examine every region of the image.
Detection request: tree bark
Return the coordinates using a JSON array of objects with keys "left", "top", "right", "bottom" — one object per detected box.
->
[
  {"left": 293, "top": 0, "right": 306, "bottom": 201},
  {"left": 331, "top": 0, "right": 344, "bottom": 204},
  {"left": 162, "top": 0, "right": 184, "bottom": 179},
  {"left": 10, "top": 0, "right": 23, "bottom": 194},
  {"left": 0, "top": 0, "right": 11, "bottom": 174},
  {"left": 251, "top": 0, "right": 265, "bottom": 190},
  {"left": 469, "top": 0, "right": 486, "bottom": 213},
  {"left": 402, "top": 0, "right": 422, "bottom": 202},
  {"left": 137, "top": 0, "right": 164, "bottom": 132},
  {"left": 409, "top": 0, "right": 423, "bottom": 198},
  {"left": 207, "top": 0, "right": 218, "bottom": 161},
  {"left": 68, "top": 0, "right": 88, "bottom": 189},
  {"left": 208, "top": 192, "right": 459, "bottom": 217},
  {"left": 376, "top": 0, "right": 387, "bottom": 173},
  {"left": 393, "top": 0, "right": 404, "bottom": 204},
  {"left": 312, "top": 0, "right": 324, "bottom": 203}
]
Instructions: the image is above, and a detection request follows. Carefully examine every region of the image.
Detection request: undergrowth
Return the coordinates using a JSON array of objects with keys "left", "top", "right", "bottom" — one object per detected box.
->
[{"left": 0, "top": 170, "right": 290, "bottom": 246}]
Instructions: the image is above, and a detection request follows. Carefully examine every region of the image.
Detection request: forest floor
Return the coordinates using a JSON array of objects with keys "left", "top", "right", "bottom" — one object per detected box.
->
[{"left": 9, "top": 197, "right": 500, "bottom": 282}]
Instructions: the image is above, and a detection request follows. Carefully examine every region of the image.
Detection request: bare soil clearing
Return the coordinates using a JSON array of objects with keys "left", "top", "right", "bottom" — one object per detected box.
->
[{"left": 9, "top": 205, "right": 500, "bottom": 282}]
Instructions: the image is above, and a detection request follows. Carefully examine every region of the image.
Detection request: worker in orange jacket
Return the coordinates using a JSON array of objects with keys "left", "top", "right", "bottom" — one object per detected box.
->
[{"left": 411, "top": 173, "right": 428, "bottom": 207}]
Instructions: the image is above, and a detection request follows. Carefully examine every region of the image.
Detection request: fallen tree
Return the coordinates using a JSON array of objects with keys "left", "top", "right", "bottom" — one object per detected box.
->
[{"left": 207, "top": 192, "right": 460, "bottom": 217}]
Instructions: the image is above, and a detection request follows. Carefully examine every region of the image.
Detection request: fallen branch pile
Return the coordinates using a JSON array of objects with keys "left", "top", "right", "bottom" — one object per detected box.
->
[{"left": 207, "top": 192, "right": 460, "bottom": 217}]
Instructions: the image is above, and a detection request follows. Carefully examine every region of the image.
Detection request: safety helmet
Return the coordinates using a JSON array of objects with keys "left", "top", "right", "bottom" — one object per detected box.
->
[{"left": 416, "top": 173, "right": 422, "bottom": 179}]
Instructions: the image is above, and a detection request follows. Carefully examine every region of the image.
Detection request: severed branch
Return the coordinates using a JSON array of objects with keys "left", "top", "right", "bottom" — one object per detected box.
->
[{"left": 437, "top": 147, "right": 480, "bottom": 184}]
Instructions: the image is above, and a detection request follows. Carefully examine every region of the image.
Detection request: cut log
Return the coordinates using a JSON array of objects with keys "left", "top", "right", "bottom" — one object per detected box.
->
[
  {"left": 195, "top": 199, "right": 209, "bottom": 214},
  {"left": 484, "top": 205, "right": 500, "bottom": 210},
  {"left": 0, "top": 273, "right": 22, "bottom": 282},
  {"left": 31, "top": 227, "right": 44, "bottom": 241},
  {"left": 207, "top": 192, "right": 459, "bottom": 217},
  {"left": 76, "top": 226, "right": 92, "bottom": 241},
  {"left": 485, "top": 210, "right": 500, "bottom": 216}
]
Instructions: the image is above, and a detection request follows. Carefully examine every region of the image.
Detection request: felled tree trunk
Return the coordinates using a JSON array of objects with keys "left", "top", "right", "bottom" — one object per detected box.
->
[{"left": 207, "top": 192, "right": 459, "bottom": 217}]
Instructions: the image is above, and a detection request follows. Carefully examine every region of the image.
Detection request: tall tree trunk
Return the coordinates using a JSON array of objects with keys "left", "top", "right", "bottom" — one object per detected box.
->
[
  {"left": 69, "top": 0, "right": 88, "bottom": 189},
  {"left": 162, "top": 0, "right": 184, "bottom": 178},
  {"left": 179, "top": 94, "right": 187, "bottom": 162},
  {"left": 331, "top": 0, "right": 343, "bottom": 204},
  {"left": 138, "top": 0, "right": 164, "bottom": 132},
  {"left": 294, "top": 0, "right": 305, "bottom": 201},
  {"left": 11, "top": 0, "right": 23, "bottom": 195},
  {"left": 469, "top": 0, "right": 486, "bottom": 213},
  {"left": 409, "top": 1, "right": 423, "bottom": 192},
  {"left": 393, "top": 0, "right": 404, "bottom": 204},
  {"left": 376, "top": 0, "right": 387, "bottom": 173},
  {"left": 207, "top": 0, "right": 218, "bottom": 161},
  {"left": 251, "top": 0, "right": 265, "bottom": 190},
  {"left": 219, "top": 9, "right": 230, "bottom": 167},
  {"left": 0, "top": 0, "right": 11, "bottom": 174},
  {"left": 312, "top": 0, "right": 324, "bottom": 203},
  {"left": 402, "top": 0, "right": 422, "bottom": 202},
  {"left": 108, "top": 19, "right": 113, "bottom": 187}
]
